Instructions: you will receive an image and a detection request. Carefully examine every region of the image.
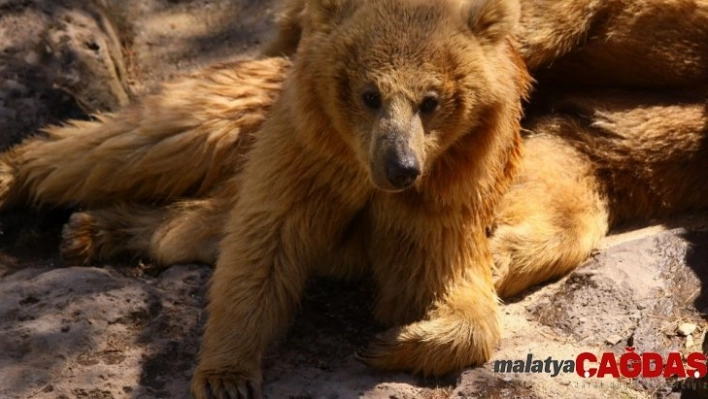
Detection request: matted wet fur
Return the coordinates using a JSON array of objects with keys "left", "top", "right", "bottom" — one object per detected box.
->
[{"left": 1, "top": 0, "right": 708, "bottom": 398}]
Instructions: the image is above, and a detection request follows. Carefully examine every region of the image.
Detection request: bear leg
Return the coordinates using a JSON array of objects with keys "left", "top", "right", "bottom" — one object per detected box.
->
[
  {"left": 367, "top": 216, "right": 501, "bottom": 376},
  {"left": 0, "top": 58, "right": 287, "bottom": 209},
  {"left": 61, "top": 197, "right": 229, "bottom": 266},
  {"left": 492, "top": 134, "right": 609, "bottom": 297},
  {"left": 360, "top": 271, "right": 500, "bottom": 376}
]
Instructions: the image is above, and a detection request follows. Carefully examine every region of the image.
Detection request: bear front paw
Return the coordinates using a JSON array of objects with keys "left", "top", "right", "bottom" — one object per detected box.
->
[
  {"left": 60, "top": 212, "right": 99, "bottom": 265},
  {"left": 191, "top": 368, "right": 263, "bottom": 399},
  {"left": 355, "top": 318, "right": 497, "bottom": 377}
]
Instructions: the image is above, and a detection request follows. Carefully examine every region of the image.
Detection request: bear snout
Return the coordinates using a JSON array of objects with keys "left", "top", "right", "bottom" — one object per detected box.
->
[
  {"left": 384, "top": 151, "right": 421, "bottom": 190},
  {"left": 368, "top": 107, "right": 425, "bottom": 192}
]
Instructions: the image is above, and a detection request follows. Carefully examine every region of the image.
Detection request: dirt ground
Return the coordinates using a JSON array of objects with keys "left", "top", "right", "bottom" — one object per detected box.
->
[{"left": 1, "top": 1, "right": 708, "bottom": 398}]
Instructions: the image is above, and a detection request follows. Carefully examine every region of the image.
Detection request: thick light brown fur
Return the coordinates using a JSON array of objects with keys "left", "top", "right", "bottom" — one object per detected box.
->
[
  {"left": 189, "top": 1, "right": 532, "bottom": 396},
  {"left": 0, "top": 59, "right": 289, "bottom": 208},
  {"left": 492, "top": 88, "right": 708, "bottom": 296},
  {"left": 0, "top": 0, "right": 707, "bottom": 398},
  {"left": 4, "top": 0, "right": 531, "bottom": 396},
  {"left": 265, "top": 0, "right": 708, "bottom": 89},
  {"left": 518, "top": 0, "right": 708, "bottom": 88}
]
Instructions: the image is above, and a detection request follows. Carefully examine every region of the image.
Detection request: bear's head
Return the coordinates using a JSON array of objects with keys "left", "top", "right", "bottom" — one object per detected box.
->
[{"left": 292, "top": 0, "right": 527, "bottom": 194}]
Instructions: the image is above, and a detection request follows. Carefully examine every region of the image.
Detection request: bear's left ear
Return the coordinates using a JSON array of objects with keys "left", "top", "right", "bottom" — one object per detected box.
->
[
  {"left": 305, "top": 0, "right": 359, "bottom": 33},
  {"left": 466, "top": 0, "right": 520, "bottom": 44}
]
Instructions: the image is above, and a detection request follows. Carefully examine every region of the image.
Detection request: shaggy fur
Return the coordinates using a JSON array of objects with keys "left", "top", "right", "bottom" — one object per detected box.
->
[
  {"left": 4, "top": 0, "right": 532, "bottom": 396},
  {"left": 1, "top": 0, "right": 707, "bottom": 398},
  {"left": 1, "top": 59, "right": 288, "bottom": 208},
  {"left": 190, "top": 0, "right": 531, "bottom": 396},
  {"left": 492, "top": 88, "right": 708, "bottom": 296},
  {"left": 265, "top": 0, "right": 708, "bottom": 89},
  {"left": 519, "top": 0, "right": 708, "bottom": 88}
]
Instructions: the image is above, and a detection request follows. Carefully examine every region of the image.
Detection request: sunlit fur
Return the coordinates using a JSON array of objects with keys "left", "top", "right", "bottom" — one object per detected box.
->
[
  {"left": 492, "top": 88, "right": 708, "bottom": 296},
  {"left": 1, "top": 0, "right": 707, "bottom": 398},
  {"left": 265, "top": 0, "right": 708, "bottom": 89},
  {"left": 189, "top": 0, "right": 530, "bottom": 396}
]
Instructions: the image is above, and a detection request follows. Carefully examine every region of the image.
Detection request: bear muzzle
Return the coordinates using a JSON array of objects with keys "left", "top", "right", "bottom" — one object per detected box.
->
[
  {"left": 368, "top": 103, "right": 426, "bottom": 192},
  {"left": 369, "top": 140, "right": 423, "bottom": 192},
  {"left": 384, "top": 151, "right": 421, "bottom": 190}
]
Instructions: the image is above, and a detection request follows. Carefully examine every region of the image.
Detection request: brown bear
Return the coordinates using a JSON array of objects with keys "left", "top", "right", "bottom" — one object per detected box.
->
[
  {"left": 3, "top": 59, "right": 707, "bottom": 308},
  {"left": 265, "top": 0, "right": 708, "bottom": 89},
  {"left": 0, "top": 0, "right": 707, "bottom": 398},
  {"left": 187, "top": 0, "right": 532, "bottom": 396},
  {"left": 3, "top": 0, "right": 532, "bottom": 396}
]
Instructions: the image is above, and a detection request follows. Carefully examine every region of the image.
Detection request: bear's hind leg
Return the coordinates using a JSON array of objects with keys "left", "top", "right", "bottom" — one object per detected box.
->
[
  {"left": 491, "top": 134, "right": 609, "bottom": 298},
  {"left": 61, "top": 196, "right": 231, "bottom": 266}
]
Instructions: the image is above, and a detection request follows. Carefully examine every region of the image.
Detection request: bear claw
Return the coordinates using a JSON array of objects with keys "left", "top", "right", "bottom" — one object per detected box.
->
[
  {"left": 192, "top": 372, "right": 263, "bottom": 399},
  {"left": 60, "top": 212, "right": 98, "bottom": 265}
]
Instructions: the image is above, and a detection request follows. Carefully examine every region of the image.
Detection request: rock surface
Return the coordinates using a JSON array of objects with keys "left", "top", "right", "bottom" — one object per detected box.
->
[
  {"left": 1, "top": 1, "right": 707, "bottom": 398},
  {"left": 0, "top": 0, "right": 131, "bottom": 150},
  {"left": 2, "top": 217, "right": 707, "bottom": 399}
]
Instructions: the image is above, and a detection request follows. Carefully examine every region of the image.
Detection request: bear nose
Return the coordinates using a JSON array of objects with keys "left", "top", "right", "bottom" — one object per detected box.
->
[{"left": 385, "top": 157, "right": 421, "bottom": 190}]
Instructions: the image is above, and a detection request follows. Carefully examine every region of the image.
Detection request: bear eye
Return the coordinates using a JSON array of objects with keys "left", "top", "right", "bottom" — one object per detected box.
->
[
  {"left": 419, "top": 96, "right": 439, "bottom": 114},
  {"left": 361, "top": 90, "right": 382, "bottom": 110}
]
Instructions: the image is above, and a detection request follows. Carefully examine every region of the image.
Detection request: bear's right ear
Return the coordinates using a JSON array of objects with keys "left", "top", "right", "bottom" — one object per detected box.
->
[
  {"left": 466, "top": 0, "right": 520, "bottom": 45},
  {"left": 305, "top": 0, "right": 358, "bottom": 33}
]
